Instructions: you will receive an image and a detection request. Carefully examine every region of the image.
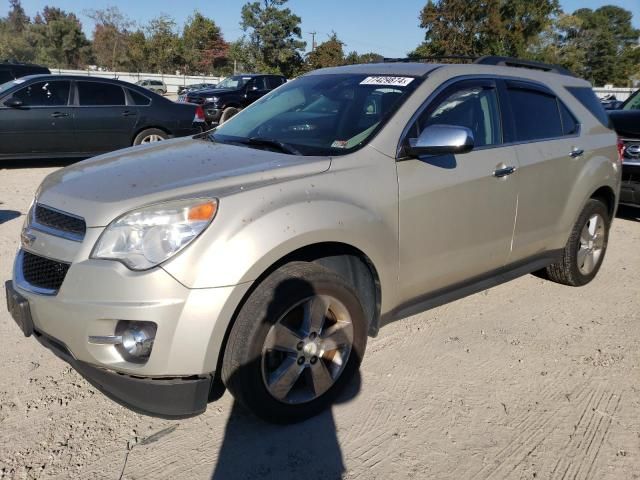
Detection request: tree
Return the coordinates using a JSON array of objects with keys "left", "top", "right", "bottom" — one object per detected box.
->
[
  {"left": 306, "top": 32, "right": 344, "bottom": 69},
  {"left": 7, "top": 0, "right": 29, "bottom": 32},
  {"left": 0, "top": 0, "right": 34, "bottom": 61},
  {"left": 236, "top": 0, "right": 306, "bottom": 76},
  {"left": 182, "top": 12, "right": 228, "bottom": 74},
  {"left": 412, "top": 0, "right": 560, "bottom": 58},
  {"left": 85, "top": 7, "right": 134, "bottom": 71},
  {"left": 125, "top": 30, "right": 149, "bottom": 72},
  {"left": 145, "top": 15, "right": 180, "bottom": 74},
  {"left": 29, "top": 7, "right": 91, "bottom": 68}
]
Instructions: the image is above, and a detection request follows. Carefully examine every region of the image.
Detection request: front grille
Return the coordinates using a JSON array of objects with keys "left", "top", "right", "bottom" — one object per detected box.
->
[
  {"left": 623, "top": 141, "right": 640, "bottom": 161},
  {"left": 34, "top": 204, "right": 86, "bottom": 239},
  {"left": 22, "top": 251, "right": 70, "bottom": 291}
]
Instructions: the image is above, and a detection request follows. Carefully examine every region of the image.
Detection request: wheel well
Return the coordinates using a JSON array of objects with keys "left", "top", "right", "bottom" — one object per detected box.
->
[
  {"left": 590, "top": 186, "right": 616, "bottom": 219},
  {"left": 131, "top": 126, "right": 171, "bottom": 144}
]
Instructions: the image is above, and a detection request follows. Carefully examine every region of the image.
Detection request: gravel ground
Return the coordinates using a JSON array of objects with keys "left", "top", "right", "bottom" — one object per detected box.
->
[{"left": 1, "top": 162, "right": 639, "bottom": 480}]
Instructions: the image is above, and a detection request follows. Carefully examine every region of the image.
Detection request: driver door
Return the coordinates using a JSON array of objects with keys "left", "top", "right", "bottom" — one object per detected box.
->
[
  {"left": 0, "top": 79, "right": 75, "bottom": 157},
  {"left": 396, "top": 79, "right": 519, "bottom": 304}
]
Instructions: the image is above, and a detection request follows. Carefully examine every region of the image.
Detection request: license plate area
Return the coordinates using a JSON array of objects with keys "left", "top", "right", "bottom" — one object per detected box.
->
[{"left": 5, "top": 281, "right": 34, "bottom": 337}]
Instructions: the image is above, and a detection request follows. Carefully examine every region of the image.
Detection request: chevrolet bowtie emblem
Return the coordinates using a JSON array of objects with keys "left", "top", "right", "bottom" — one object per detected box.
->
[{"left": 21, "top": 230, "right": 36, "bottom": 248}]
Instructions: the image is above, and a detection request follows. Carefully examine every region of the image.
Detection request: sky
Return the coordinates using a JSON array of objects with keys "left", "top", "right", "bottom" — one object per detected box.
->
[{"left": 2, "top": 0, "right": 639, "bottom": 58}]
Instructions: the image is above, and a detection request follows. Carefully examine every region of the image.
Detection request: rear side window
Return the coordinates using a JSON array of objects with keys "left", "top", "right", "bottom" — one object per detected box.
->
[
  {"left": 559, "top": 101, "right": 579, "bottom": 135},
  {"left": 78, "top": 82, "right": 125, "bottom": 106},
  {"left": 14, "top": 81, "right": 70, "bottom": 106},
  {"left": 566, "top": 86, "right": 611, "bottom": 127},
  {"left": 508, "top": 89, "right": 563, "bottom": 141},
  {"left": 129, "top": 89, "right": 151, "bottom": 106},
  {"left": 0, "top": 70, "right": 14, "bottom": 84},
  {"left": 267, "top": 76, "right": 285, "bottom": 89}
]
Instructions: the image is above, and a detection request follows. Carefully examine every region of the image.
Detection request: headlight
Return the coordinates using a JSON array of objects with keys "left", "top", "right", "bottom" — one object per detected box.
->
[
  {"left": 205, "top": 96, "right": 219, "bottom": 103},
  {"left": 92, "top": 198, "right": 218, "bottom": 270}
]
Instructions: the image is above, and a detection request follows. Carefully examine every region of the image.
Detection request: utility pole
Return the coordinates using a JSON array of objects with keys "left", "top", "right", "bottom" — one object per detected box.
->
[{"left": 310, "top": 31, "right": 317, "bottom": 51}]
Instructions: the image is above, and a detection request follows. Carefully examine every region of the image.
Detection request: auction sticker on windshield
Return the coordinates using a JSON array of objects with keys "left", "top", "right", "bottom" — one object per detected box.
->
[{"left": 360, "top": 76, "right": 414, "bottom": 87}]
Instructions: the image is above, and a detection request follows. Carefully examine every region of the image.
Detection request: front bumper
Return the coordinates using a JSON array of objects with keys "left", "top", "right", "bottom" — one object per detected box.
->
[{"left": 621, "top": 162, "right": 640, "bottom": 206}]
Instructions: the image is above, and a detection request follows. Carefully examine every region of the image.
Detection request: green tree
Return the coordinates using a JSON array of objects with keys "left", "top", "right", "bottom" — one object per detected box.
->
[
  {"left": 412, "top": 0, "right": 559, "bottom": 58},
  {"left": 30, "top": 7, "right": 91, "bottom": 68},
  {"left": 0, "top": 0, "right": 35, "bottom": 62},
  {"left": 85, "top": 7, "right": 134, "bottom": 71},
  {"left": 306, "top": 32, "right": 344, "bottom": 69},
  {"left": 182, "top": 12, "right": 228, "bottom": 74},
  {"left": 145, "top": 15, "right": 180, "bottom": 74},
  {"left": 236, "top": 0, "right": 306, "bottom": 76},
  {"left": 124, "top": 30, "right": 149, "bottom": 72}
]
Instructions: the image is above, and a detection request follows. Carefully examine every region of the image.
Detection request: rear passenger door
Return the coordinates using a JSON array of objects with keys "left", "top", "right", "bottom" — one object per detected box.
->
[
  {"left": 503, "top": 80, "right": 582, "bottom": 261},
  {"left": 72, "top": 81, "right": 139, "bottom": 154}
]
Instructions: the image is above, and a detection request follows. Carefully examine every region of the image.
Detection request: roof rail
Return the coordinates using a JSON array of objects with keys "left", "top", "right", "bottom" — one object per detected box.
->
[
  {"left": 474, "top": 56, "right": 575, "bottom": 77},
  {"left": 383, "top": 56, "right": 476, "bottom": 64}
]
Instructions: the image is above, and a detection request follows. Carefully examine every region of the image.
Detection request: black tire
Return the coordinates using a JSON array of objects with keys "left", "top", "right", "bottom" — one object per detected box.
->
[
  {"left": 133, "top": 128, "right": 168, "bottom": 146},
  {"left": 219, "top": 106, "right": 240, "bottom": 124},
  {"left": 544, "top": 198, "right": 610, "bottom": 286},
  {"left": 221, "top": 261, "right": 367, "bottom": 424}
]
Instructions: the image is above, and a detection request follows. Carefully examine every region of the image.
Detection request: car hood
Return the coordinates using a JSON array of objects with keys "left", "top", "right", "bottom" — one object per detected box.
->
[
  {"left": 190, "top": 88, "right": 238, "bottom": 97},
  {"left": 37, "top": 136, "right": 331, "bottom": 227},
  {"left": 608, "top": 110, "right": 640, "bottom": 138}
]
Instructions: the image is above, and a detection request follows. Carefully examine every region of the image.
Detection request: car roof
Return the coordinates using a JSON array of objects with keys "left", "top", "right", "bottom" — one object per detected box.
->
[{"left": 306, "top": 62, "right": 442, "bottom": 77}]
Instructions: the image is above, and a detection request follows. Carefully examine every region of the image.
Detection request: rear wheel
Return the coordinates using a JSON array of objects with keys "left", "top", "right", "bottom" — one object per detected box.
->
[
  {"left": 133, "top": 128, "right": 168, "bottom": 146},
  {"left": 221, "top": 262, "right": 367, "bottom": 424},
  {"left": 544, "top": 199, "right": 610, "bottom": 286}
]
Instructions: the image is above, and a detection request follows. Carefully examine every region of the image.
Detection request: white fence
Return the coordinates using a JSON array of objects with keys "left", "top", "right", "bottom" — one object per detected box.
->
[
  {"left": 50, "top": 68, "right": 637, "bottom": 100},
  {"left": 593, "top": 87, "right": 635, "bottom": 101},
  {"left": 49, "top": 69, "right": 223, "bottom": 94}
]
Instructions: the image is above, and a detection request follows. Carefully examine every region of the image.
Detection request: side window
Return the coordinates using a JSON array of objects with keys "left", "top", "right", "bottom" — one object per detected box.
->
[
  {"left": 13, "top": 81, "right": 70, "bottom": 106},
  {"left": 0, "top": 70, "right": 14, "bottom": 84},
  {"left": 417, "top": 85, "right": 502, "bottom": 148},
  {"left": 129, "top": 89, "right": 151, "bottom": 106},
  {"left": 267, "top": 76, "right": 285, "bottom": 89},
  {"left": 559, "top": 101, "right": 579, "bottom": 135},
  {"left": 253, "top": 77, "right": 267, "bottom": 90},
  {"left": 78, "top": 82, "right": 125, "bottom": 106},
  {"left": 508, "top": 88, "right": 563, "bottom": 141}
]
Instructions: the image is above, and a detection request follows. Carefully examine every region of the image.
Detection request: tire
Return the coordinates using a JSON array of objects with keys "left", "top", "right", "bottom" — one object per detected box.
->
[
  {"left": 221, "top": 261, "right": 367, "bottom": 424},
  {"left": 133, "top": 128, "right": 168, "bottom": 146},
  {"left": 219, "top": 106, "right": 240, "bottom": 124},
  {"left": 544, "top": 198, "right": 610, "bottom": 286}
]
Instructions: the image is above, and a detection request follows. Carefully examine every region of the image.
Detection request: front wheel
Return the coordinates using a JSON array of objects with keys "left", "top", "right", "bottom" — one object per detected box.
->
[
  {"left": 221, "top": 262, "right": 367, "bottom": 424},
  {"left": 219, "top": 106, "right": 240, "bottom": 124},
  {"left": 544, "top": 198, "right": 610, "bottom": 286}
]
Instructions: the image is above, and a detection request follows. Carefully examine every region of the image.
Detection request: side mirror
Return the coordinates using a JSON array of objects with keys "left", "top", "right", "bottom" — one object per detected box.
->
[
  {"left": 406, "top": 124, "right": 474, "bottom": 157},
  {"left": 4, "top": 97, "right": 23, "bottom": 108}
]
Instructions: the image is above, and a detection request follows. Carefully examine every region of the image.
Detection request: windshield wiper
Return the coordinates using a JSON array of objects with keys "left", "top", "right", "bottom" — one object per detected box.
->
[{"left": 241, "top": 137, "right": 302, "bottom": 155}]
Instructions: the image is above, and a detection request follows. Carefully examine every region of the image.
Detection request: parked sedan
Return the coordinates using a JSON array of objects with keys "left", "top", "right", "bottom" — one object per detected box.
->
[
  {"left": 0, "top": 75, "right": 205, "bottom": 161},
  {"left": 608, "top": 89, "right": 640, "bottom": 207}
]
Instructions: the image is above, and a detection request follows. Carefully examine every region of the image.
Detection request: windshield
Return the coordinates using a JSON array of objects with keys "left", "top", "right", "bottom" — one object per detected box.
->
[
  {"left": 212, "top": 73, "right": 421, "bottom": 156},
  {"left": 216, "top": 76, "right": 250, "bottom": 90},
  {"left": 622, "top": 90, "right": 640, "bottom": 110}
]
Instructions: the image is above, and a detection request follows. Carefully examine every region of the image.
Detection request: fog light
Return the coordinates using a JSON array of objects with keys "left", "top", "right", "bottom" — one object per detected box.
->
[{"left": 115, "top": 321, "right": 157, "bottom": 362}]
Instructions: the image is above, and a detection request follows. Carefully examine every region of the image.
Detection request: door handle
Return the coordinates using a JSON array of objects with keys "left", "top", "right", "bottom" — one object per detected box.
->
[
  {"left": 122, "top": 111, "right": 136, "bottom": 117},
  {"left": 492, "top": 166, "right": 517, "bottom": 178},
  {"left": 569, "top": 147, "right": 584, "bottom": 158},
  {"left": 50, "top": 112, "right": 69, "bottom": 118}
]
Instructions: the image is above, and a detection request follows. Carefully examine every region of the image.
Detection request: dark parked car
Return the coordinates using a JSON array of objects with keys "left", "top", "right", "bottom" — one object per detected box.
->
[
  {"left": 183, "top": 74, "right": 286, "bottom": 124},
  {"left": 609, "top": 89, "right": 640, "bottom": 207},
  {"left": 0, "top": 75, "right": 205, "bottom": 161},
  {"left": 177, "top": 82, "right": 217, "bottom": 96},
  {"left": 0, "top": 61, "right": 50, "bottom": 84}
]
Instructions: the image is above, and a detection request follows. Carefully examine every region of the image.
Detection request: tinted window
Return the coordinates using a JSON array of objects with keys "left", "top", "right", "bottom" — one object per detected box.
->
[
  {"left": 13, "top": 81, "right": 70, "bottom": 106},
  {"left": 509, "top": 89, "right": 562, "bottom": 141},
  {"left": 559, "top": 101, "right": 579, "bottom": 135},
  {"left": 566, "top": 86, "right": 610, "bottom": 127},
  {"left": 0, "top": 70, "right": 14, "bottom": 84},
  {"left": 129, "top": 89, "right": 150, "bottom": 106},
  {"left": 249, "top": 77, "right": 267, "bottom": 90},
  {"left": 418, "top": 85, "right": 502, "bottom": 147},
  {"left": 267, "top": 76, "right": 285, "bottom": 89},
  {"left": 78, "top": 82, "right": 125, "bottom": 106},
  {"left": 622, "top": 91, "right": 640, "bottom": 111}
]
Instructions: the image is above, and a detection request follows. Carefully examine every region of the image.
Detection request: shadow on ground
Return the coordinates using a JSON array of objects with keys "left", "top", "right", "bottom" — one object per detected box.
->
[
  {"left": 211, "top": 372, "right": 360, "bottom": 480},
  {"left": 616, "top": 205, "right": 640, "bottom": 222},
  {"left": 0, "top": 158, "right": 83, "bottom": 170},
  {"left": 0, "top": 210, "right": 21, "bottom": 225}
]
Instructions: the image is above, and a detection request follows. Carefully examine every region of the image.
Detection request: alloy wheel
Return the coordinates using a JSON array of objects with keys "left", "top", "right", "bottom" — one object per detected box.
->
[{"left": 577, "top": 213, "right": 605, "bottom": 275}]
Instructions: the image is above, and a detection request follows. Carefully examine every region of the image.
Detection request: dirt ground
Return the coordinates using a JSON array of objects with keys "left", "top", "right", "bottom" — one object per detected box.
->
[{"left": 1, "top": 162, "right": 639, "bottom": 480}]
